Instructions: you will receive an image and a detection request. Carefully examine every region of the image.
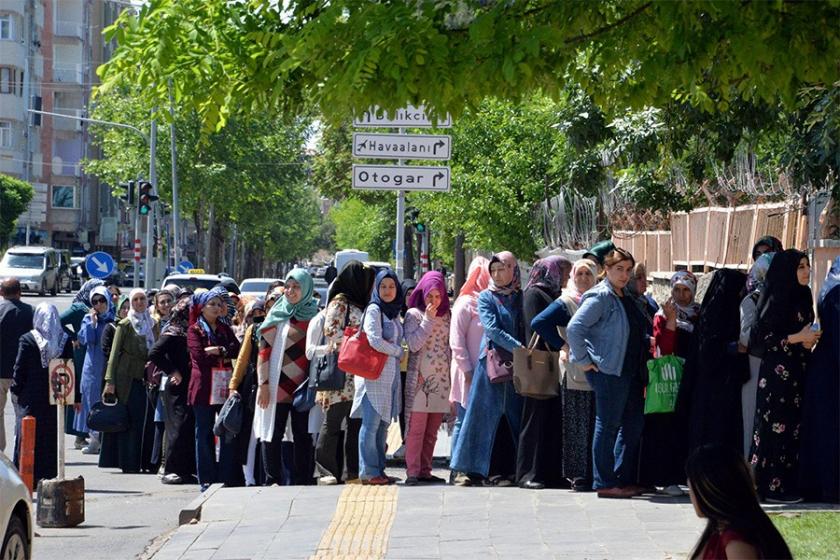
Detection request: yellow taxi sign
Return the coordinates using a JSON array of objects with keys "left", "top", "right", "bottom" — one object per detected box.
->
[{"left": 188, "top": 268, "right": 206, "bottom": 274}]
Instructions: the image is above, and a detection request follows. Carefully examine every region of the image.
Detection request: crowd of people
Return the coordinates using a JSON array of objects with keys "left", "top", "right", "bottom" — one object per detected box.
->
[{"left": 0, "top": 240, "right": 837, "bottom": 519}]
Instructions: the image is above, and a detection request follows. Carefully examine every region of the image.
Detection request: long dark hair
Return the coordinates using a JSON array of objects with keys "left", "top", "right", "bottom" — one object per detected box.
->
[{"left": 686, "top": 444, "right": 792, "bottom": 560}]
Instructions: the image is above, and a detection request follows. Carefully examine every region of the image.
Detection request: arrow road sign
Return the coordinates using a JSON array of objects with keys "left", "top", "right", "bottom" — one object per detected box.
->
[
  {"left": 353, "top": 133, "right": 451, "bottom": 161},
  {"left": 353, "top": 105, "right": 452, "bottom": 128},
  {"left": 352, "top": 164, "right": 450, "bottom": 192},
  {"left": 85, "top": 251, "right": 115, "bottom": 279},
  {"left": 177, "top": 260, "right": 194, "bottom": 273}
]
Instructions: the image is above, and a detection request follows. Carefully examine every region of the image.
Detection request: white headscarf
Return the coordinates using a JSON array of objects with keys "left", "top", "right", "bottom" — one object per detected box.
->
[
  {"left": 127, "top": 288, "right": 156, "bottom": 351},
  {"left": 819, "top": 256, "right": 840, "bottom": 305},
  {"left": 30, "top": 303, "right": 68, "bottom": 367}
]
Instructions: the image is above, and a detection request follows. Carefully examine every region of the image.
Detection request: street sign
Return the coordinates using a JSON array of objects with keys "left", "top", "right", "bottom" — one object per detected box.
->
[
  {"left": 352, "top": 133, "right": 451, "bottom": 161},
  {"left": 48, "top": 359, "right": 75, "bottom": 406},
  {"left": 177, "top": 260, "right": 194, "bottom": 273},
  {"left": 353, "top": 105, "right": 452, "bottom": 128},
  {"left": 85, "top": 251, "right": 115, "bottom": 279},
  {"left": 352, "top": 164, "right": 450, "bottom": 192}
]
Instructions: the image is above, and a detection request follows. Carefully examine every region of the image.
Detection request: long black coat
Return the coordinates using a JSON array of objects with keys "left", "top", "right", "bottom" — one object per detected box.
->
[{"left": 0, "top": 299, "right": 33, "bottom": 379}]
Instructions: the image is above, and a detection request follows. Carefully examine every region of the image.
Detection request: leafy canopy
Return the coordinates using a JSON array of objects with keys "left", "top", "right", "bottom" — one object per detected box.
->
[{"left": 0, "top": 175, "right": 34, "bottom": 250}]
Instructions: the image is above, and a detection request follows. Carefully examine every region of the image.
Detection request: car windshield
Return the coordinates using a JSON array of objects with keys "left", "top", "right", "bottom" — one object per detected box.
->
[
  {"left": 3, "top": 253, "right": 45, "bottom": 269},
  {"left": 239, "top": 280, "right": 272, "bottom": 293},
  {"left": 163, "top": 278, "right": 222, "bottom": 292}
]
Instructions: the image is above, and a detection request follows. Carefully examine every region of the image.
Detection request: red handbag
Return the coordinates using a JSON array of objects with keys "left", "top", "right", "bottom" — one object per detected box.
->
[{"left": 337, "top": 323, "right": 388, "bottom": 380}]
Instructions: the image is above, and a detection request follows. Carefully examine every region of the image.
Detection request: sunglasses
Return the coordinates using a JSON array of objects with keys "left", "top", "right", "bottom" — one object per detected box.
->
[{"left": 91, "top": 297, "right": 107, "bottom": 305}]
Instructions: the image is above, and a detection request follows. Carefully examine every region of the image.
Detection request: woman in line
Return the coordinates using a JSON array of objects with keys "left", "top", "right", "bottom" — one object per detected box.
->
[
  {"left": 799, "top": 257, "right": 839, "bottom": 503},
  {"left": 752, "top": 235, "right": 783, "bottom": 261},
  {"left": 403, "top": 271, "right": 451, "bottom": 486},
  {"left": 628, "top": 262, "right": 658, "bottom": 318},
  {"left": 739, "top": 253, "right": 774, "bottom": 458},
  {"left": 450, "top": 252, "right": 525, "bottom": 487},
  {"left": 566, "top": 249, "right": 648, "bottom": 499},
  {"left": 449, "top": 256, "right": 490, "bottom": 486},
  {"left": 149, "top": 295, "right": 196, "bottom": 485},
  {"left": 101, "top": 288, "right": 159, "bottom": 474},
  {"left": 73, "top": 286, "right": 116, "bottom": 455},
  {"left": 233, "top": 297, "right": 262, "bottom": 342},
  {"left": 687, "top": 443, "right": 792, "bottom": 560},
  {"left": 187, "top": 286, "right": 242, "bottom": 490},
  {"left": 531, "top": 258, "right": 599, "bottom": 492},
  {"left": 229, "top": 299, "right": 267, "bottom": 486},
  {"left": 311, "top": 262, "right": 374, "bottom": 485},
  {"left": 638, "top": 271, "right": 700, "bottom": 497},
  {"left": 12, "top": 303, "right": 72, "bottom": 483},
  {"left": 750, "top": 249, "right": 818, "bottom": 503},
  {"left": 150, "top": 288, "right": 175, "bottom": 473},
  {"left": 351, "top": 269, "right": 404, "bottom": 485},
  {"left": 517, "top": 256, "right": 572, "bottom": 490},
  {"left": 394, "top": 277, "right": 417, "bottom": 457},
  {"left": 253, "top": 269, "right": 319, "bottom": 486},
  {"left": 103, "top": 294, "right": 130, "bottom": 360}
]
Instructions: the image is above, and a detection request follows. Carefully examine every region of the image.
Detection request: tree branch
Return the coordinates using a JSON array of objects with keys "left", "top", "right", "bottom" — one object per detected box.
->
[{"left": 564, "top": 2, "right": 653, "bottom": 45}]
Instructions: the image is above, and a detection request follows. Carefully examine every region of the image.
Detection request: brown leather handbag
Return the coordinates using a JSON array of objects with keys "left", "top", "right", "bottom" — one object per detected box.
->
[{"left": 513, "top": 334, "right": 560, "bottom": 399}]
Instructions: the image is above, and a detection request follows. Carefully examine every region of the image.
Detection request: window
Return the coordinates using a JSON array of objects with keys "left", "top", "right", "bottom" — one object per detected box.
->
[
  {"left": 0, "top": 121, "right": 10, "bottom": 148},
  {"left": 0, "top": 67, "right": 13, "bottom": 94},
  {"left": 0, "top": 14, "right": 12, "bottom": 40},
  {"left": 51, "top": 185, "right": 78, "bottom": 209}
]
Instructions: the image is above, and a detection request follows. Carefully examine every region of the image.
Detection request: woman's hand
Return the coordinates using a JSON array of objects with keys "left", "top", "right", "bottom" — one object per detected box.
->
[
  {"left": 103, "top": 382, "right": 116, "bottom": 395},
  {"left": 256, "top": 384, "right": 270, "bottom": 409},
  {"left": 662, "top": 298, "right": 677, "bottom": 322},
  {"left": 790, "top": 324, "right": 820, "bottom": 348},
  {"left": 582, "top": 363, "right": 599, "bottom": 373},
  {"left": 424, "top": 302, "right": 439, "bottom": 321},
  {"left": 559, "top": 350, "right": 569, "bottom": 364},
  {"left": 89, "top": 308, "right": 98, "bottom": 327},
  {"left": 169, "top": 371, "right": 183, "bottom": 386},
  {"left": 204, "top": 346, "right": 221, "bottom": 356}
]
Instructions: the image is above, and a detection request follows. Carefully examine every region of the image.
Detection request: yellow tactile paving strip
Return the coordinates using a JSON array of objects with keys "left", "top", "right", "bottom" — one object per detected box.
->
[{"left": 310, "top": 484, "right": 399, "bottom": 560}]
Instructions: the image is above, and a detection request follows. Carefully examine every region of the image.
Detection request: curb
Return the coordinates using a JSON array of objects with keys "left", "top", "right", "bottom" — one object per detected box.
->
[{"left": 178, "top": 483, "right": 223, "bottom": 525}]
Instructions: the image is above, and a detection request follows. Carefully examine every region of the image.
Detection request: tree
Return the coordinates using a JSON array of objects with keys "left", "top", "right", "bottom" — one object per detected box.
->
[
  {"left": 98, "top": 1, "right": 840, "bottom": 132},
  {"left": 0, "top": 175, "right": 34, "bottom": 250},
  {"left": 329, "top": 198, "right": 394, "bottom": 262}
]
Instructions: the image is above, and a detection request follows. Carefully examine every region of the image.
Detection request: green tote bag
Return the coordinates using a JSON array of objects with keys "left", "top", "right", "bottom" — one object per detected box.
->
[{"left": 644, "top": 354, "right": 685, "bottom": 414}]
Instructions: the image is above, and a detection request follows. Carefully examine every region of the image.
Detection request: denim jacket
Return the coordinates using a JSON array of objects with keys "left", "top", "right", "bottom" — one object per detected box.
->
[
  {"left": 566, "top": 278, "right": 630, "bottom": 377},
  {"left": 476, "top": 289, "right": 524, "bottom": 358}
]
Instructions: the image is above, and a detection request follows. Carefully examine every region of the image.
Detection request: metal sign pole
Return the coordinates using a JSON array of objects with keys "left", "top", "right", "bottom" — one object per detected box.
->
[
  {"left": 57, "top": 401, "right": 64, "bottom": 480},
  {"left": 145, "top": 117, "right": 157, "bottom": 289},
  {"left": 395, "top": 127, "right": 406, "bottom": 280}
]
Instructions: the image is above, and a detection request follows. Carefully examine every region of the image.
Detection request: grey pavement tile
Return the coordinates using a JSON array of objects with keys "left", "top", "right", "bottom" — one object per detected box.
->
[
  {"left": 188, "top": 520, "right": 239, "bottom": 551},
  {"left": 152, "top": 523, "right": 207, "bottom": 559},
  {"left": 176, "top": 549, "right": 217, "bottom": 560}
]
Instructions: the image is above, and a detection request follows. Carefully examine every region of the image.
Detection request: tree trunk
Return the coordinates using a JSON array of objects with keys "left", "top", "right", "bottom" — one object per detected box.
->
[
  {"left": 404, "top": 224, "right": 415, "bottom": 280},
  {"left": 193, "top": 200, "right": 204, "bottom": 269},
  {"left": 454, "top": 232, "right": 466, "bottom": 296}
]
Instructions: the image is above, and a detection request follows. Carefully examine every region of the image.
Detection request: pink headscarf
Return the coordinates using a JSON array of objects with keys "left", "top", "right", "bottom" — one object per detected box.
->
[
  {"left": 457, "top": 256, "right": 491, "bottom": 300},
  {"left": 564, "top": 258, "right": 598, "bottom": 304},
  {"left": 488, "top": 251, "right": 520, "bottom": 296},
  {"left": 407, "top": 271, "right": 450, "bottom": 317}
]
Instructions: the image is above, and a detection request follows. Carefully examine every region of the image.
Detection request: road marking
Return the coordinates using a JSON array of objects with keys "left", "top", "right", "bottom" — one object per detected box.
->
[{"left": 310, "top": 485, "right": 398, "bottom": 559}]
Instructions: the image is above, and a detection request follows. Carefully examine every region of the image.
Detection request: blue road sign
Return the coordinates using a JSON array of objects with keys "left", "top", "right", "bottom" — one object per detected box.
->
[
  {"left": 177, "top": 260, "right": 194, "bottom": 273},
  {"left": 86, "top": 252, "right": 115, "bottom": 279}
]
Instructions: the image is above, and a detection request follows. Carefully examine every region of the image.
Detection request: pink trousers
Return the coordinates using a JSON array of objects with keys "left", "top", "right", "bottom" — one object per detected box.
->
[{"left": 406, "top": 412, "right": 444, "bottom": 477}]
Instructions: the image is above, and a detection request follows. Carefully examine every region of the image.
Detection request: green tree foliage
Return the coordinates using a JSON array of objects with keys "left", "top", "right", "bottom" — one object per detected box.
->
[
  {"left": 98, "top": 0, "right": 840, "bottom": 132},
  {"left": 329, "top": 198, "right": 394, "bottom": 262},
  {"left": 0, "top": 175, "right": 34, "bottom": 250}
]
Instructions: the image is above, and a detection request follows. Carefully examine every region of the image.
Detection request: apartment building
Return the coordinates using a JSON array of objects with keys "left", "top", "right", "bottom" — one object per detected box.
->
[{"left": 0, "top": 0, "right": 122, "bottom": 253}]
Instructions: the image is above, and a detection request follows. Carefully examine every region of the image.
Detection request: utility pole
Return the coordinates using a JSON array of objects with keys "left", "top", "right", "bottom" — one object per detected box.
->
[
  {"left": 22, "top": 0, "right": 35, "bottom": 245},
  {"left": 168, "top": 80, "right": 180, "bottom": 268},
  {"left": 394, "top": 127, "right": 406, "bottom": 280},
  {"left": 145, "top": 116, "right": 157, "bottom": 288}
]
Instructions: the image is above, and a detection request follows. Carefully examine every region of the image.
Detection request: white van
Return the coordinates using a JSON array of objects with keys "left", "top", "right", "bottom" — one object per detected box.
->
[
  {"left": 0, "top": 246, "right": 61, "bottom": 296},
  {"left": 334, "top": 249, "right": 369, "bottom": 274}
]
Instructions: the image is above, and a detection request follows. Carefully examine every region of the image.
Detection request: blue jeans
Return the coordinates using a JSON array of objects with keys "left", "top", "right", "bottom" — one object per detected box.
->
[
  {"left": 193, "top": 405, "right": 217, "bottom": 487},
  {"left": 449, "top": 403, "right": 466, "bottom": 464},
  {"left": 586, "top": 371, "right": 644, "bottom": 489},
  {"left": 358, "top": 396, "right": 388, "bottom": 479}
]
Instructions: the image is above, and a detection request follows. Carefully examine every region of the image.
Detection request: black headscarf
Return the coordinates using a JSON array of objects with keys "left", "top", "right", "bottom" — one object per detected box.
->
[
  {"left": 327, "top": 260, "right": 375, "bottom": 309},
  {"left": 400, "top": 278, "right": 417, "bottom": 317},
  {"left": 751, "top": 249, "right": 814, "bottom": 352},
  {"left": 696, "top": 269, "right": 747, "bottom": 345},
  {"left": 161, "top": 297, "right": 191, "bottom": 338},
  {"left": 752, "top": 236, "right": 783, "bottom": 261}
]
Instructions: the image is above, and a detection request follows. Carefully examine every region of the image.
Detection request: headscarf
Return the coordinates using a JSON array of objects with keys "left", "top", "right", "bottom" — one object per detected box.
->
[
  {"left": 259, "top": 268, "right": 320, "bottom": 333},
  {"left": 659, "top": 270, "right": 701, "bottom": 332},
  {"left": 752, "top": 236, "right": 783, "bottom": 261},
  {"left": 488, "top": 251, "right": 520, "bottom": 296},
  {"left": 74, "top": 278, "right": 104, "bottom": 305},
  {"left": 746, "top": 252, "right": 775, "bottom": 293},
  {"left": 457, "top": 256, "right": 491, "bottom": 300},
  {"left": 407, "top": 271, "right": 450, "bottom": 317},
  {"left": 754, "top": 249, "right": 814, "bottom": 340},
  {"left": 526, "top": 256, "right": 572, "bottom": 299},
  {"left": 127, "top": 287, "right": 156, "bottom": 351},
  {"left": 583, "top": 240, "right": 615, "bottom": 266},
  {"left": 161, "top": 296, "right": 191, "bottom": 337},
  {"left": 370, "top": 268, "right": 404, "bottom": 320},
  {"left": 819, "top": 256, "right": 840, "bottom": 305},
  {"left": 400, "top": 278, "right": 418, "bottom": 317},
  {"left": 564, "top": 258, "right": 598, "bottom": 304},
  {"left": 327, "top": 260, "right": 375, "bottom": 308},
  {"left": 30, "top": 303, "right": 68, "bottom": 367},
  {"left": 115, "top": 293, "right": 130, "bottom": 319},
  {"left": 190, "top": 285, "right": 228, "bottom": 341},
  {"left": 90, "top": 285, "right": 116, "bottom": 324}
]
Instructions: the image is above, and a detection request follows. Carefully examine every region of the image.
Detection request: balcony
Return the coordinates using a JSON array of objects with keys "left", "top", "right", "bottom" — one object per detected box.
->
[
  {"left": 54, "top": 20, "right": 85, "bottom": 40},
  {"left": 0, "top": 40, "right": 26, "bottom": 65},
  {"left": 0, "top": 94, "right": 25, "bottom": 121},
  {"left": 53, "top": 63, "right": 84, "bottom": 85},
  {"left": 52, "top": 108, "right": 84, "bottom": 132}
]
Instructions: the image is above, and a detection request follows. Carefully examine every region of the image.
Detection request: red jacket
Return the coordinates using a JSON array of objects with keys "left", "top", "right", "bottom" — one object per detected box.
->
[{"left": 187, "top": 321, "right": 240, "bottom": 406}]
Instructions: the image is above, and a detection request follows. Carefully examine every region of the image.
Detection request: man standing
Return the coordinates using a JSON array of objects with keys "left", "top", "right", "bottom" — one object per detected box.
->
[{"left": 0, "top": 278, "right": 34, "bottom": 452}]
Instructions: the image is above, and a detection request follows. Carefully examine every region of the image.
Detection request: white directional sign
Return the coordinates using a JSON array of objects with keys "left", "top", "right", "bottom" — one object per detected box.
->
[
  {"left": 352, "top": 133, "right": 451, "bottom": 161},
  {"left": 352, "top": 164, "right": 450, "bottom": 192},
  {"left": 353, "top": 105, "right": 452, "bottom": 128}
]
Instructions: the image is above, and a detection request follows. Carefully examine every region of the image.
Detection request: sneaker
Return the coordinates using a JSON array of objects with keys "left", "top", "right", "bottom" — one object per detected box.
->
[
  {"left": 73, "top": 436, "right": 88, "bottom": 450},
  {"left": 419, "top": 475, "right": 447, "bottom": 484},
  {"left": 162, "top": 473, "right": 183, "bottom": 485},
  {"left": 453, "top": 473, "right": 472, "bottom": 487},
  {"left": 766, "top": 494, "right": 804, "bottom": 504},
  {"left": 81, "top": 443, "right": 100, "bottom": 455},
  {"left": 662, "top": 485, "right": 685, "bottom": 497},
  {"left": 319, "top": 475, "right": 339, "bottom": 486},
  {"left": 597, "top": 487, "right": 636, "bottom": 499},
  {"left": 404, "top": 476, "right": 420, "bottom": 486}
]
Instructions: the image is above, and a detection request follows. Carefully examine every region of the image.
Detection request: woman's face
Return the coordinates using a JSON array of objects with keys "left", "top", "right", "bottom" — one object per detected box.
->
[
  {"left": 202, "top": 297, "right": 224, "bottom": 321},
  {"left": 634, "top": 272, "right": 648, "bottom": 294},
  {"left": 118, "top": 301, "right": 129, "bottom": 319},
  {"left": 108, "top": 285, "right": 121, "bottom": 305},
  {"left": 490, "top": 261, "right": 513, "bottom": 287},
  {"left": 404, "top": 288, "right": 415, "bottom": 307},
  {"left": 379, "top": 278, "right": 397, "bottom": 303},
  {"left": 425, "top": 288, "right": 441, "bottom": 309},
  {"left": 285, "top": 279, "right": 302, "bottom": 305},
  {"left": 574, "top": 266, "right": 595, "bottom": 293},
  {"left": 797, "top": 257, "right": 810, "bottom": 286},
  {"left": 91, "top": 294, "right": 108, "bottom": 315},
  {"left": 156, "top": 294, "right": 173, "bottom": 317},
  {"left": 250, "top": 309, "right": 266, "bottom": 324},
  {"left": 606, "top": 259, "right": 633, "bottom": 290},
  {"left": 672, "top": 284, "right": 693, "bottom": 307},
  {"left": 130, "top": 292, "right": 147, "bottom": 313}
]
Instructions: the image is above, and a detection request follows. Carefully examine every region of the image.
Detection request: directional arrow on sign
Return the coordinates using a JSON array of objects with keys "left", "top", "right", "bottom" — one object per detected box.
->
[
  {"left": 352, "top": 133, "right": 451, "bottom": 161},
  {"left": 91, "top": 255, "right": 109, "bottom": 273}
]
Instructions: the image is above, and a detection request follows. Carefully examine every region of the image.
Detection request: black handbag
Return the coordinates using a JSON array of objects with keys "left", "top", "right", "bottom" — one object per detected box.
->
[
  {"left": 292, "top": 377, "right": 317, "bottom": 412},
  {"left": 87, "top": 398, "right": 130, "bottom": 433},
  {"left": 214, "top": 393, "right": 243, "bottom": 441},
  {"left": 312, "top": 306, "right": 349, "bottom": 391}
]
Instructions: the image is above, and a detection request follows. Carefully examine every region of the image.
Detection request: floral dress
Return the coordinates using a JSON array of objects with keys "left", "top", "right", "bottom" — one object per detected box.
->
[
  {"left": 403, "top": 309, "right": 452, "bottom": 429},
  {"left": 317, "top": 295, "right": 363, "bottom": 410},
  {"left": 750, "top": 306, "right": 812, "bottom": 499}
]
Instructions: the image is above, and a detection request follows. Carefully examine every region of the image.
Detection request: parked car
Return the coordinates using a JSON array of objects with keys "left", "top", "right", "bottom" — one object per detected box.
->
[
  {"left": 122, "top": 264, "right": 144, "bottom": 288},
  {"left": 238, "top": 278, "right": 283, "bottom": 298},
  {"left": 0, "top": 451, "right": 33, "bottom": 560},
  {"left": 313, "top": 278, "right": 329, "bottom": 308},
  {"left": 57, "top": 250, "right": 76, "bottom": 294},
  {"left": 0, "top": 246, "right": 60, "bottom": 296},
  {"left": 70, "top": 257, "right": 86, "bottom": 289},
  {"left": 161, "top": 272, "right": 240, "bottom": 295}
]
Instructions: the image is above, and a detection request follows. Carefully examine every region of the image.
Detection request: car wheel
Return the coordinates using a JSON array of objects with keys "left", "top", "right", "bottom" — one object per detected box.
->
[
  {"left": 50, "top": 280, "right": 57, "bottom": 297},
  {"left": 37, "top": 284, "right": 45, "bottom": 297},
  {"left": 1, "top": 514, "right": 29, "bottom": 560}
]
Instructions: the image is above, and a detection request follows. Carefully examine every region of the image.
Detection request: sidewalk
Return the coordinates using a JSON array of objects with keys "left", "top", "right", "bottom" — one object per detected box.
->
[{"left": 151, "top": 485, "right": 706, "bottom": 560}]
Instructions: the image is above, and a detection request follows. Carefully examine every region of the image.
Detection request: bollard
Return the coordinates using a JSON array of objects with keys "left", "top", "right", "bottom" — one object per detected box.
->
[{"left": 19, "top": 416, "right": 36, "bottom": 495}]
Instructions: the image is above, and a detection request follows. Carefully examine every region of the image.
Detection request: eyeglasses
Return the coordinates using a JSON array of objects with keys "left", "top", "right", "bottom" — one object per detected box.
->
[{"left": 91, "top": 297, "right": 107, "bottom": 305}]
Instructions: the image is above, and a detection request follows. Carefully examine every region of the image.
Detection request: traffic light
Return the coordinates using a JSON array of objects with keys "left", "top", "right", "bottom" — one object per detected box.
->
[
  {"left": 138, "top": 181, "right": 158, "bottom": 216},
  {"left": 119, "top": 180, "right": 135, "bottom": 205},
  {"left": 415, "top": 222, "right": 426, "bottom": 233}
]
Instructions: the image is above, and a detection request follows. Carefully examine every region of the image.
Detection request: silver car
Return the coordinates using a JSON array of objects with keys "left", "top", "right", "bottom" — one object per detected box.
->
[
  {"left": 0, "top": 451, "right": 33, "bottom": 560},
  {"left": 0, "top": 246, "right": 60, "bottom": 296}
]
